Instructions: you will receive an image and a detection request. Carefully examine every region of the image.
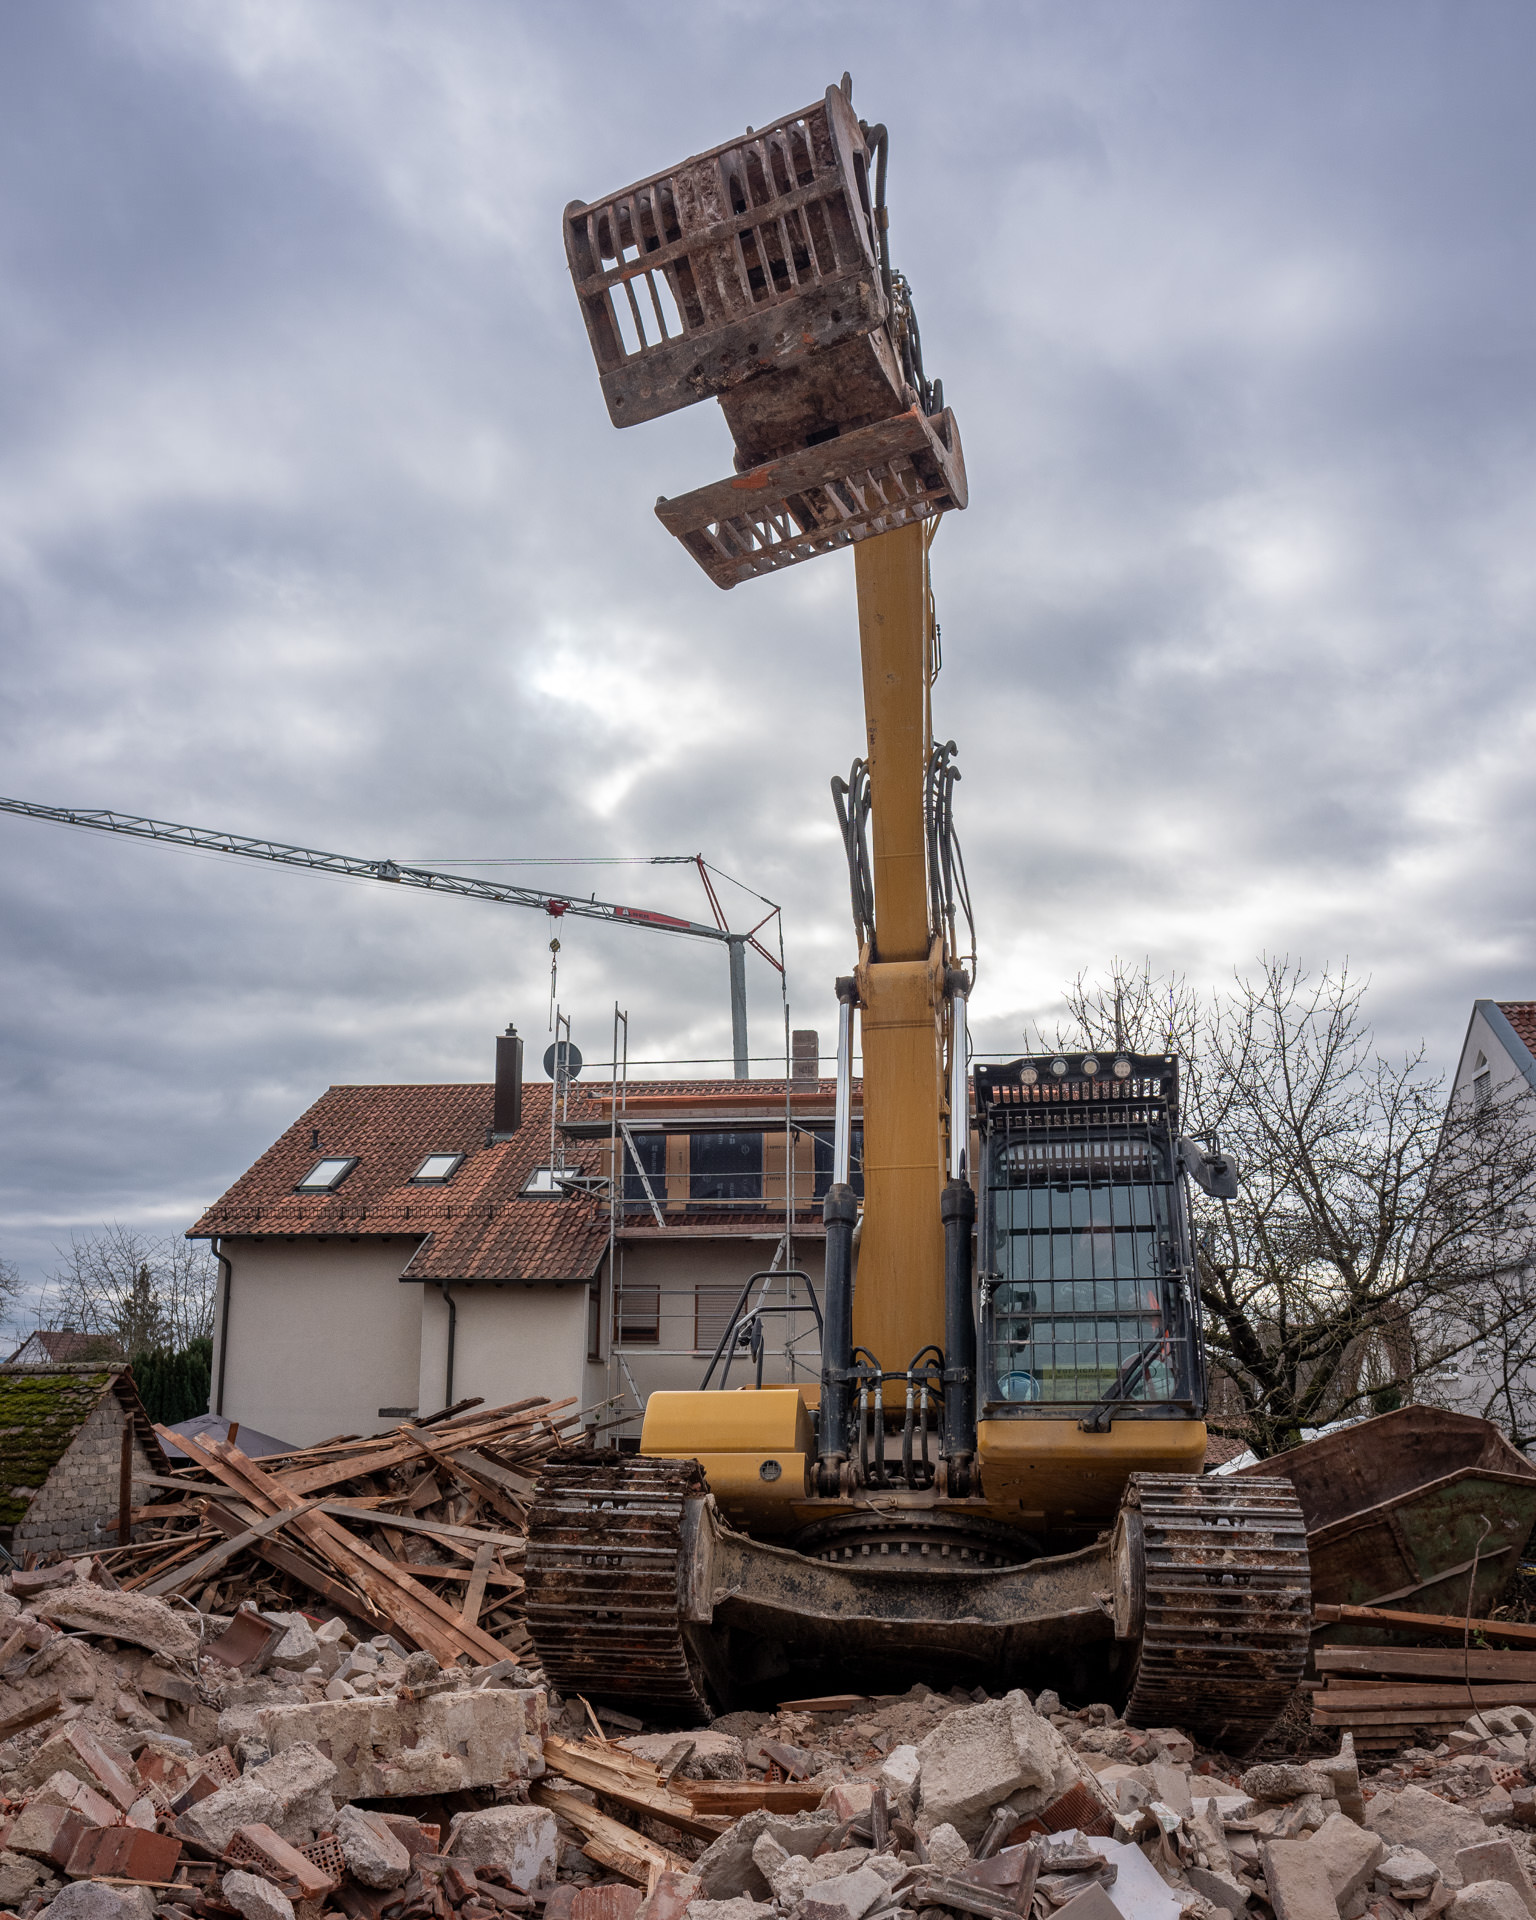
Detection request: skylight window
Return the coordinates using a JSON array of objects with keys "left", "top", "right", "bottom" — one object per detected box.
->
[
  {"left": 412, "top": 1153, "right": 464, "bottom": 1184},
  {"left": 296, "top": 1156, "right": 357, "bottom": 1193},
  {"left": 520, "top": 1166, "right": 568, "bottom": 1198}
]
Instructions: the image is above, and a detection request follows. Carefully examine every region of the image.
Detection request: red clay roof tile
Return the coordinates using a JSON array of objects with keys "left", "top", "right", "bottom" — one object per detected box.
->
[{"left": 1497, "top": 1002, "right": 1536, "bottom": 1061}]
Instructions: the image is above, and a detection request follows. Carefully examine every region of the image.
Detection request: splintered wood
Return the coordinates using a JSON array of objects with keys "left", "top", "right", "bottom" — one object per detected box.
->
[{"left": 92, "top": 1396, "right": 583, "bottom": 1662}]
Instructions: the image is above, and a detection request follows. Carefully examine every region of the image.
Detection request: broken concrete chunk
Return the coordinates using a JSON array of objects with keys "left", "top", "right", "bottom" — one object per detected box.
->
[
  {"left": 1185, "top": 1866, "right": 1249, "bottom": 1914},
  {"left": 1147, "top": 1730, "right": 1195, "bottom": 1767},
  {"left": 263, "top": 1615, "right": 320, "bottom": 1673},
  {"left": 1243, "top": 1766, "right": 1329, "bottom": 1806},
  {"left": 1305, "top": 1815, "right": 1384, "bottom": 1905},
  {"left": 37, "top": 1884, "right": 145, "bottom": 1920},
  {"left": 1314, "top": 1739, "right": 1364, "bottom": 1826},
  {"left": 797, "top": 1865, "right": 891, "bottom": 1920},
  {"left": 916, "top": 1689, "right": 1077, "bottom": 1842},
  {"left": 32, "top": 1582, "right": 199, "bottom": 1660},
  {"left": 1151, "top": 1762, "right": 1193, "bottom": 1817},
  {"left": 880, "top": 1743, "right": 922, "bottom": 1797},
  {"left": 446, "top": 1806, "right": 558, "bottom": 1890},
  {"left": 1367, "top": 1788, "right": 1495, "bottom": 1883},
  {"left": 1454, "top": 1886, "right": 1534, "bottom": 1920},
  {"left": 1375, "top": 1849, "right": 1441, "bottom": 1897},
  {"left": 257, "top": 1685, "right": 546, "bottom": 1799},
  {"left": 682, "top": 1902, "right": 775, "bottom": 1920},
  {"left": 0, "top": 1850, "right": 60, "bottom": 1909},
  {"left": 1453, "top": 1844, "right": 1536, "bottom": 1918},
  {"left": 693, "top": 1811, "right": 841, "bottom": 1901},
  {"left": 334, "top": 1805, "right": 412, "bottom": 1890},
  {"left": 247, "top": 1741, "right": 338, "bottom": 1842},
  {"left": 221, "top": 1871, "right": 296, "bottom": 1920},
  {"left": 1262, "top": 1839, "right": 1342, "bottom": 1920},
  {"left": 925, "top": 1823, "right": 972, "bottom": 1874}
]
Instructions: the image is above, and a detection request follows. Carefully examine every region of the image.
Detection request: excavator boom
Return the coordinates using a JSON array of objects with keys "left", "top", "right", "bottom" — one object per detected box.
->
[{"left": 528, "top": 75, "right": 1313, "bottom": 1749}]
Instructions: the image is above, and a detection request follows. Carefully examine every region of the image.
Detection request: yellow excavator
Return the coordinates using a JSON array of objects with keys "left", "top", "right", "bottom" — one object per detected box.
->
[{"left": 526, "top": 78, "right": 1310, "bottom": 1752}]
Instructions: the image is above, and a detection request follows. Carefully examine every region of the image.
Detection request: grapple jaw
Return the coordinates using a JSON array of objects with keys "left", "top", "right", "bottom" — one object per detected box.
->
[{"left": 563, "top": 80, "right": 966, "bottom": 585}]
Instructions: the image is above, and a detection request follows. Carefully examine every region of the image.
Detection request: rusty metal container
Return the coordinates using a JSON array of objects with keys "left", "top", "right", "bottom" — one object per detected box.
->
[
  {"left": 1232, "top": 1406, "right": 1536, "bottom": 1626},
  {"left": 565, "top": 85, "right": 888, "bottom": 431}
]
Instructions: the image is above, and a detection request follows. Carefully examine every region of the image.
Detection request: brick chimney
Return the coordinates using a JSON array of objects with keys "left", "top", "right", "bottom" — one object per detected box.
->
[
  {"left": 791, "top": 1029, "right": 820, "bottom": 1081},
  {"left": 492, "top": 1022, "right": 524, "bottom": 1137}
]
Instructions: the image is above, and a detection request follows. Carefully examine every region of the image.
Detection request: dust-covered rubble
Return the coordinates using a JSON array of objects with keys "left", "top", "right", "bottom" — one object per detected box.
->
[{"left": 8, "top": 1560, "right": 1536, "bottom": 1920}]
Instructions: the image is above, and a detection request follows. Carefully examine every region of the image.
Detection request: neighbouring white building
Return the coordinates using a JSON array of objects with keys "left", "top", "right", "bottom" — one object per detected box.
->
[
  {"left": 1419, "top": 999, "right": 1536, "bottom": 1439},
  {"left": 189, "top": 1025, "right": 846, "bottom": 1447}
]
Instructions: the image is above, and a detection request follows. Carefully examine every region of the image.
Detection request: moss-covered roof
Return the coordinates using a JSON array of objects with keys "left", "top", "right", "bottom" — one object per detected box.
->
[{"left": 0, "top": 1365, "right": 167, "bottom": 1528}]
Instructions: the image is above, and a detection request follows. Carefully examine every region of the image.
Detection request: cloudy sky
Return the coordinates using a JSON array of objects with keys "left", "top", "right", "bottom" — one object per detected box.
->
[{"left": 3, "top": 1, "right": 1534, "bottom": 1312}]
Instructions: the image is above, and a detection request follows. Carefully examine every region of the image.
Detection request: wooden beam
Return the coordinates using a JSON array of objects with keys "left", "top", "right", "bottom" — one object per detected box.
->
[
  {"left": 530, "top": 1783, "right": 688, "bottom": 1891},
  {"left": 458, "top": 1543, "right": 495, "bottom": 1628},
  {"left": 0, "top": 1692, "right": 62, "bottom": 1741},
  {"left": 542, "top": 1736, "right": 726, "bottom": 1842},
  {"left": 1316, "top": 1645, "right": 1536, "bottom": 1682},
  {"left": 1315, "top": 1603, "right": 1536, "bottom": 1645},
  {"left": 140, "top": 1500, "right": 324, "bottom": 1598}
]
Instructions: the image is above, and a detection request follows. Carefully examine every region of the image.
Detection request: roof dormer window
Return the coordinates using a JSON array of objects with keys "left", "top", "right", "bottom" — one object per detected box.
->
[
  {"left": 296, "top": 1157, "right": 357, "bottom": 1192},
  {"left": 411, "top": 1153, "right": 464, "bottom": 1184}
]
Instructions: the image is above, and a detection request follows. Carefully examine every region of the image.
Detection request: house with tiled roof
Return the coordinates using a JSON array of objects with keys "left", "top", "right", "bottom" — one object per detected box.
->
[{"left": 189, "top": 1024, "right": 847, "bottom": 1446}]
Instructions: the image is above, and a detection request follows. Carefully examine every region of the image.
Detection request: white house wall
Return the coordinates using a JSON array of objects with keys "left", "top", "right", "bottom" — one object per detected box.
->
[
  {"left": 213, "top": 1237, "right": 424, "bottom": 1446},
  {"left": 416, "top": 1283, "right": 590, "bottom": 1420}
]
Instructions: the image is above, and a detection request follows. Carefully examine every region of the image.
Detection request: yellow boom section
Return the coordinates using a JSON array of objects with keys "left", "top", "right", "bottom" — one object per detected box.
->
[{"left": 848, "top": 523, "right": 947, "bottom": 1379}]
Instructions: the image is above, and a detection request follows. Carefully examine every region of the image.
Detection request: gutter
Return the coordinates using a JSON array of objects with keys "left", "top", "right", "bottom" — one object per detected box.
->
[{"left": 211, "top": 1238, "right": 233, "bottom": 1418}]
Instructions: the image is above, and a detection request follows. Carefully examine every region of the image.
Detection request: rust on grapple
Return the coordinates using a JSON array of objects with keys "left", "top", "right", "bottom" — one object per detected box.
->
[{"left": 563, "top": 79, "right": 966, "bottom": 586}]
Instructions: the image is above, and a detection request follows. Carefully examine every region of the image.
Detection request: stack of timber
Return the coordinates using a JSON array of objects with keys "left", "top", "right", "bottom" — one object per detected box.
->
[
  {"left": 90, "top": 1394, "right": 584, "bottom": 1661},
  {"left": 1312, "top": 1600, "right": 1536, "bottom": 1749}
]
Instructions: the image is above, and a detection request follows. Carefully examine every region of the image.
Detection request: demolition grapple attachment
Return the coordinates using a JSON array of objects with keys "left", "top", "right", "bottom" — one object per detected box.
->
[{"left": 563, "top": 79, "right": 966, "bottom": 587}]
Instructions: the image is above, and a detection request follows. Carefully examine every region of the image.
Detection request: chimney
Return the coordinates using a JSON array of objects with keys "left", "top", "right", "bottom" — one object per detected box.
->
[
  {"left": 791, "top": 1029, "right": 820, "bottom": 1082},
  {"left": 492, "top": 1022, "right": 524, "bottom": 1138}
]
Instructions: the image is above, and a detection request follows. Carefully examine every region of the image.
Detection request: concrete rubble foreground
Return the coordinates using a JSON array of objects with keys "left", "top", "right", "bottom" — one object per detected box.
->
[{"left": 5, "top": 1560, "right": 1536, "bottom": 1920}]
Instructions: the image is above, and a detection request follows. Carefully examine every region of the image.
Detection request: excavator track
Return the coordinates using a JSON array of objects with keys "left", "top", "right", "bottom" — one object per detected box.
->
[
  {"left": 1120, "top": 1473, "right": 1311, "bottom": 1755},
  {"left": 525, "top": 1453, "right": 710, "bottom": 1723}
]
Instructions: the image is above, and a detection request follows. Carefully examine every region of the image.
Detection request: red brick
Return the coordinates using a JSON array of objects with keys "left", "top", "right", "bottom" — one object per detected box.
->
[{"left": 65, "top": 1826, "right": 183, "bottom": 1883}]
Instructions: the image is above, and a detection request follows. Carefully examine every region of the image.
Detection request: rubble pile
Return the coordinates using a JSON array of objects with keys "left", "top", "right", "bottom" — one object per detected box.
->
[
  {"left": 6, "top": 1553, "right": 1536, "bottom": 1920},
  {"left": 93, "top": 1400, "right": 585, "bottom": 1662}
]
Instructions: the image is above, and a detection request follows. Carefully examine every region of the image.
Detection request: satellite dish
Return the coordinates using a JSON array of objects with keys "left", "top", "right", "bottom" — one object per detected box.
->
[{"left": 543, "top": 1040, "right": 583, "bottom": 1080}]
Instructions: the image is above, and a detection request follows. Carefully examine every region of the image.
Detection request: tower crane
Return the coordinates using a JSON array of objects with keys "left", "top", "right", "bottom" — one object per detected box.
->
[{"left": 0, "top": 796, "right": 781, "bottom": 1076}]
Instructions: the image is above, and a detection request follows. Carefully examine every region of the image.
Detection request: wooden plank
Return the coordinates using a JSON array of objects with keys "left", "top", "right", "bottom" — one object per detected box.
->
[
  {"left": 679, "top": 1782, "right": 825, "bottom": 1816},
  {"left": 122, "top": 1531, "right": 222, "bottom": 1593},
  {"left": 141, "top": 1500, "right": 324, "bottom": 1598},
  {"left": 531, "top": 1783, "right": 688, "bottom": 1890},
  {"left": 0, "top": 1692, "right": 62, "bottom": 1740},
  {"left": 199, "top": 1501, "right": 394, "bottom": 1633},
  {"left": 459, "top": 1544, "right": 494, "bottom": 1629},
  {"left": 1316, "top": 1681, "right": 1536, "bottom": 1709},
  {"left": 271, "top": 1400, "right": 576, "bottom": 1496},
  {"left": 1315, "top": 1603, "right": 1536, "bottom": 1645},
  {"left": 542, "top": 1737, "right": 726, "bottom": 1841},
  {"left": 171, "top": 1429, "right": 510, "bottom": 1666},
  {"left": 1316, "top": 1645, "right": 1536, "bottom": 1682},
  {"left": 776, "top": 1694, "right": 868, "bottom": 1713}
]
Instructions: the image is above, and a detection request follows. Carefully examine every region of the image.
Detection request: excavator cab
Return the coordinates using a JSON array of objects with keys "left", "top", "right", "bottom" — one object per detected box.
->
[{"left": 975, "top": 1054, "right": 1205, "bottom": 1428}]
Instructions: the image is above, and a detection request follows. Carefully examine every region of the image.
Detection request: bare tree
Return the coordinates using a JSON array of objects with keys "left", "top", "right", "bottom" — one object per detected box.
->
[
  {"left": 0, "top": 1255, "right": 21, "bottom": 1337},
  {"left": 39, "top": 1226, "right": 216, "bottom": 1356},
  {"left": 1059, "top": 959, "right": 1536, "bottom": 1456}
]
